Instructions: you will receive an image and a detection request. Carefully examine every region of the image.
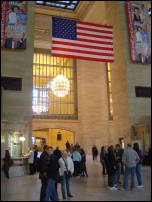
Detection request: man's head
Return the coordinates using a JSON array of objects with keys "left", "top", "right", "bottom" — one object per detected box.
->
[
  {"left": 127, "top": 143, "right": 132, "bottom": 148},
  {"left": 134, "top": 7, "right": 140, "bottom": 15},
  {"left": 47, "top": 146, "right": 54, "bottom": 156},
  {"left": 12, "top": 6, "right": 19, "bottom": 13},
  {"left": 56, "top": 146, "right": 59, "bottom": 150},
  {"left": 137, "top": 26, "right": 142, "bottom": 32}
]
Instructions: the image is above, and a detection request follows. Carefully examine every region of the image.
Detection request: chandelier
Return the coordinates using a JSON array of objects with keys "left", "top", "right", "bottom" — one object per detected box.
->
[{"left": 51, "top": 74, "right": 70, "bottom": 97}]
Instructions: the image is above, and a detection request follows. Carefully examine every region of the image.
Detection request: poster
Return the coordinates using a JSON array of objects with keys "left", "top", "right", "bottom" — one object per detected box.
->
[
  {"left": 126, "top": 2, "right": 151, "bottom": 64},
  {"left": 1, "top": 1, "right": 27, "bottom": 49}
]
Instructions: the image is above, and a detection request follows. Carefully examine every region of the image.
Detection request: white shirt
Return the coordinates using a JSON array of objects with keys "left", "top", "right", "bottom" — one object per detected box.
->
[
  {"left": 28, "top": 151, "right": 34, "bottom": 164},
  {"left": 136, "top": 31, "right": 142, "bottom": 42},
  {"left": 9, "top": 12, "right": 17, "bottom": 24},
  {"left": 58, "top": 157, "right": 74, "bottom": 176}
]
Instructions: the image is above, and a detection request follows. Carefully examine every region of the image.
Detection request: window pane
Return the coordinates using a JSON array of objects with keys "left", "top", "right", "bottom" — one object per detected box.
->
[{"left": 32, "top": 50, "right": 77, "bottom": 119}]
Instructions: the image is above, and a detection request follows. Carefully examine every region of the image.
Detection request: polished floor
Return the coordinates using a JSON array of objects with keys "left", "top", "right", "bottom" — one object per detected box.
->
[{"left": 1, "top": 157, "right": 151, "bottom": 201}]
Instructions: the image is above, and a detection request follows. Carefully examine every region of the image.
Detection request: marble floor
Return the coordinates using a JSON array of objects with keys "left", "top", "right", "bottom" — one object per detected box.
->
[{"left": 1, "top": 159, "right": 151, "bottom": 201}]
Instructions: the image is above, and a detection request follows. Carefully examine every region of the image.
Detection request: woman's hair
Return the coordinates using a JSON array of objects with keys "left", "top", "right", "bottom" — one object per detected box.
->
[
  {"left": 101, "top": 146, "right": 104, "bottom": 152},
  {"left": 133, "top": 142, "right": 140, "bottom": 152},
  {"left": 43, "top": 145, "right": 48, "bottom": 151},
  {"left": 108, "top": 145, "right": 114, "bottom": 154}
]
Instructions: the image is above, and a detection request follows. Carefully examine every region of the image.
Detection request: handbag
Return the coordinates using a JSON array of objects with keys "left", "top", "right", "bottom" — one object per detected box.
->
[{"left": 62, "top": 157, "right": 71, "bottom": 177}]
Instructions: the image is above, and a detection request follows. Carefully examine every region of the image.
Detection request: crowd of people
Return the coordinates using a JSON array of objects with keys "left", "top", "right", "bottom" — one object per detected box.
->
[
  {"left": 31, "top": 141, "right": 88, "bottom": 201},
  {"left": 2, "top": 141, "right": 150, "bottom": 201},
  {"left": 99, "top": 143, "right": 144, "bottom": 191}
]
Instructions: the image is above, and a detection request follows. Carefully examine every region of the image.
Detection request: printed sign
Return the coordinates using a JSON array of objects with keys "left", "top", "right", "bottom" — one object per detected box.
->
[
  {"left": 126, "top": 2, "right": 151, "bottom": 64},
  {"left": 1, "top": 1, "right": 27, "bottom": 49}
]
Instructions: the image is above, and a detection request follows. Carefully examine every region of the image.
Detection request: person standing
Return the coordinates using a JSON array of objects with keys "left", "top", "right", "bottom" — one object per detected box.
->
[
  {"left": 38, "top": 145, "right": 49, "bottom": 201},
  {"left": 133, "top": 142, "right": 144, "bottom": 188},
  {"left": 72, "top": 146, "right": 82, "bottom": 176},
  {"left": 105, "top": 146, "right": 117, "bottom": 190},
  {"left": 2, "top": 150, "right": 13, "bottom": 178},
  {"left": 92, "top": 145, "right": 98, "bottom": 161},
  {"left": 80, "top": 148, "right": 88, "bottom": 177},
  {"left": 114, "top": 144, "right": 122, "bottom": 187},
  {"left": 120, "top": 145, "right": 124, "bottom": 175},
  {"left": 100, "top": 146, "right": 107, "bottom": 176},
  {"left": 33, "top": 145, "right": 38, "bottom": 174},
  {"left": 66, "top": 141, "right": 70, "bottom": 151},
  {"left": 45, "top": 147, "right": 59, "bottom": 201},
  {"left": 58, "top": 151, "right": 74, "bottom": 200},
  {"left": 28, "top": 147, "right": 35, "bottom": 175},
  {"left": 122, "top": 143, "right": 140, "bottom": 190}
]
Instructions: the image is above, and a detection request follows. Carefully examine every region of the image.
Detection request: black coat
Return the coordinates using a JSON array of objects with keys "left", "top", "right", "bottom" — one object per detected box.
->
[
  {"left": 39, "top": 151, "right": 49, "bottom": 174},
  {"left": 54, "top": 149, "right": 62, "bottom": 160},
  {"left": 46, "top": 154, "right": 59, "bottom": 182},
  {"left": 105, "top": 152, "right": 116, "bottom": 175}
]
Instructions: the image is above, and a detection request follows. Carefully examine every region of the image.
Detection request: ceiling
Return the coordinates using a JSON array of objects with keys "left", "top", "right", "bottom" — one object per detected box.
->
[{"left": 36, "top": 1, "right": 79, "bottom": 11}]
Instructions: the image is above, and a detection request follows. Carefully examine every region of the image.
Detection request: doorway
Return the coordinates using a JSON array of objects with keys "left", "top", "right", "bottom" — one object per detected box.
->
[{"left": 32, "top": 128, "right": 75, "bottom": 151}]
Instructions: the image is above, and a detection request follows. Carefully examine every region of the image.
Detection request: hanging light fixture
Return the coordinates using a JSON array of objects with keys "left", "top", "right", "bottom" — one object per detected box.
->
[{"left": 51, "top": 74, "right": 70, "bottom": 97}]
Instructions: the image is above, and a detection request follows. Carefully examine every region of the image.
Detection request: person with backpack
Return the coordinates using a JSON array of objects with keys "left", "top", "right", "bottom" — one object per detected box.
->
[
  {"left": 45, "top": 147, "right": 59, "bottom": 201},
  {"left": 58, "top": 150, "right": 74, "bottom": 200},
  {"left": 38, "top": 145, "right": 49, "bottom": 201},
  {"left": 133, "top": 142, "right": 144, "bottom": 188}
]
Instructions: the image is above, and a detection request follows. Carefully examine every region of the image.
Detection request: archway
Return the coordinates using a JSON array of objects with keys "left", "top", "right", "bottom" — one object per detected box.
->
[{"left": 32, "top": 128, "right": 75, "bottom": 151}]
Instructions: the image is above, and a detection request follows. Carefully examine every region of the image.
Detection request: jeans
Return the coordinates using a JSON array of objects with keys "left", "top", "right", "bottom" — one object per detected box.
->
[
  {"left": 40, "top": 176, "right": 47, "bottom": 201},
  {"left": 61, "top": 172, "right": 71, "bottom": 198},
  {"left": 73, "top": 161, "right": 80, "bottom": 176},
  {"left": 136, "top": 163, "right": 142, "bottom": 186},
  {"left": 4, "top": 170, "right": 9, "bottom": 178},
  {"left": 114, "top": 162, "right": 121, "bottom": 185},
  {"left": 45, "top": 178, "right": 59, "bottom": 201},
  {"left": 101, "top": 160, "right": 106, "bottom": 175},
  {"left": 108, "top": 173, "right": 115, "bottom": 187},
  {"left": 123, "top": 166, "right": 136, "bottom": 189}
]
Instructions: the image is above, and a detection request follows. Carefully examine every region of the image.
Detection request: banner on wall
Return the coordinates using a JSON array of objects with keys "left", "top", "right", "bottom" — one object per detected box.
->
[
  {"left": 1, "top": 1, "right": 27, "bottom": 49},
  {"left": 126, "top": 1, "right": 151, "bottom": 64}
]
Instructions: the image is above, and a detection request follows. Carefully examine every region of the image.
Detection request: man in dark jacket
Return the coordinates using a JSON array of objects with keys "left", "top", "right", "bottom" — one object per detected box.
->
[
  {"left": 39, "top": 145, "right": 49, "bottom": 201},
  {"left": 114, "top": 144, "right": 122, "bottom": 186},
  {"left": 45, "top": 147, "right": 59, "bottom": 201},
  {"left": 105, "top": 146, "right": 117, "bottom": 190}
]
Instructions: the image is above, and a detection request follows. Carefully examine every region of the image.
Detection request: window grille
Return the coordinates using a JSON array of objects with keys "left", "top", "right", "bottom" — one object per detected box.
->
[{"left": 33, "top": 48, "right": 78, "bottom": 119}]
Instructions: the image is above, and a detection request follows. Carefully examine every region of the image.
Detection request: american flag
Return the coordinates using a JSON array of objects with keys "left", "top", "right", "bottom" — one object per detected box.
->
[{"left": 52, "top": 17, "right": 114, "bottom": 62}]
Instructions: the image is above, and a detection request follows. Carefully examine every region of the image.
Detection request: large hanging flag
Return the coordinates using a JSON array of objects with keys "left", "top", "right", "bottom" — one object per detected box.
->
[{"left": 52, "top": 17, "right": 114, "bottom": 62}]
